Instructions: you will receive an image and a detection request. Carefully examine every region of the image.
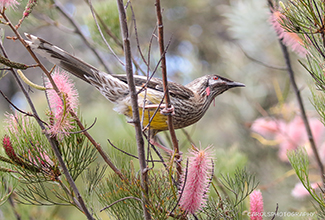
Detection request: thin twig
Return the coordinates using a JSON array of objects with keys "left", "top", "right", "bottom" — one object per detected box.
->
[
  {"left": 115, "top": 0, "right": 151, "bottom": 219},
  {"left": 155, "top": 0, "right": 182, "bottom": 178},
  {"left": 268, "top": 0, "right": 325, "bottom": 187},
  {"left": 85, "top": 0, "right": 146, "bottom": 75},
  {"left": 0, "top": 13, "right": 95, "bottom": 219},
  {"left": 136, "top": 36, "right": 172, "bottom": 95},
  {"left": 279, "top": 41, "right": 325, "bottom": 186},
  {"left": 66, "top": 117, "right": 97, "bottom": 134},
  {"left": 36, "top": 13, "right": 75, "bottom": 34},
  {"left": 129, "top": 2, "right": 150, "bottom": 70},
  {"left": 54, "top": 0, "right": 112, "bottom": 74},
  {"left": 107, "top": 138, "right": 138, "bottom": 159},
  {"left": 100, "top": 196, "right": 142, "bottom": 212},
  {"left": 239, "top": 46, "right": 287, "bottom": 70},
  {"left": 84, "top": 0, "right": 123, "bottom": 48},
  {"left": 69, "top": 111, "right": 126, "bottom": 181},
  {"left": 8, "top": 192, "right": 21, "bottom": 220},
  {"left": 107, "top": 138, "right": 168, "bottom": 163},
  {"left": 169, "top": 159, "right": 188, "bottom": 216},
  {"left": 270, "top": 203, "right": 279, "bottom": 220},
  {"left": 181, "top": 129, "right": 196, "bottom": 147},
  {"left": 0, "top": 90, "right": 33, "bottom": 117},
  {"left": 87, "top": 0, "right": 125, "bottom": 66}
]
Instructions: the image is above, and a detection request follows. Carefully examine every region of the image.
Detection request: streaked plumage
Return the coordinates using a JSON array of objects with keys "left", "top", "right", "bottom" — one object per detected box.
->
[{"left": 25, "top": 34, "right": 245, "bottom": 147}]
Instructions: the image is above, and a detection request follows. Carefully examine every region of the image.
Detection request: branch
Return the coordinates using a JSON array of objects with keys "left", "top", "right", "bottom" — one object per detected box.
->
[
  {"left": 0, "top": 13, "right": 94, "bottom": 220},
  {"left": 155, "top": 0, "right": 181, "bottom": 178},
  {"left": 279, "top": 41, "right": 325, "bottom": 186},
  {"left": 268, "top": 0, "right": 324, "bottom": 187},
  {"left": 68, "top": 112, "right": 125, "bottom": 180},
  {"left": 115, "top": 0, "right": 151, "bottom": 219}
]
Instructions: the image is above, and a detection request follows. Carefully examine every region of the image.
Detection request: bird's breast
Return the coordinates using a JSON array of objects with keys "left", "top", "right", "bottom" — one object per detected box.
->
[{"left": 114, "top": 89, "right": 207, "bottom": 132}]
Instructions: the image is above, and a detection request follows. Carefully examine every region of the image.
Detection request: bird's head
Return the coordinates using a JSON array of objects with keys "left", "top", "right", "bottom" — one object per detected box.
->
[{"left": 187, "top": 74, "right": 245, "bottom": 100}]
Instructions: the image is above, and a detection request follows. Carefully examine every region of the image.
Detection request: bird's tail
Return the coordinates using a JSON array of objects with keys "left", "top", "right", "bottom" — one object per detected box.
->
[
  {"left": 25, "top": 33, "right": 129, "bottom": 103},
  {"left": 25, "top": 33, "right": 98, "bottom": 84}
]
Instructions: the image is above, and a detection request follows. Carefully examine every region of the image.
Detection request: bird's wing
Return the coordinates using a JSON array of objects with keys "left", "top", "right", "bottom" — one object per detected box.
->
[
  {"left": 112, "top": 74, "right": 194, "bottom": 99},
  {"left": 25, "top": 33, "right": 194, "bottom": 101}
]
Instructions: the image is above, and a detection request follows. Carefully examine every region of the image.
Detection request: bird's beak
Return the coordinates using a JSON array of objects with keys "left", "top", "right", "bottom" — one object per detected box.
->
[{"left": 226, "top": 81, "right": 245, "bottom": 88}]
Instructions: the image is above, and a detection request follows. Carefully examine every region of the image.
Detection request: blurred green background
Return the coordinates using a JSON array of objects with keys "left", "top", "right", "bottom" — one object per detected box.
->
[{"left": 0, "top": 0, "right": 319, "bottom": 219}]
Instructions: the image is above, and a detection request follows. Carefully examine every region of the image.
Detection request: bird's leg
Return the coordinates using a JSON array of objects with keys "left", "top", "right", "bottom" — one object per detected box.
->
[
  {"left": 149, "top": 135, "right": 182, "bottom": 159},
  {"left": 149, "top": 138, "right": 174, "bottom": 155}
]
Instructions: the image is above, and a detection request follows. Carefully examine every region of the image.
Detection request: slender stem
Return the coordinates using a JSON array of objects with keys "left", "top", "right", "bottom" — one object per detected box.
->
[
  {"left": 279, "top": 41, "right": 325, "bottom": 186},
  {"left": 115, "top": 0, "right": 151, "bottom": 219},
  {"left": 84, "top": 0, "right": 123, "bottom": 48},
  {"left": 267, "top": 0, "right": 325, "bottom": 187},
  {"left": 0, "top": 49, "right": 93, "bottom": 219},
  {"left": 155, "top": 0, "right": 182, "bottom": 178},
  {"left": 1, "top": 13, "right": 94, "bottom": 220},
  {"left": 54, "top": 0, "right": 112, "bottom": 74},
  {"left": 85, "top": 0, "right": 146, "bottom": 75},
  {"left": 8, "top": 192, "right": 21, "bottom": 220},
  {"left": 87, "top": 0, "right": 125, "bottom": 66},
  {"left": 70, "top": 111, "right": 126, "bottom": 181}
]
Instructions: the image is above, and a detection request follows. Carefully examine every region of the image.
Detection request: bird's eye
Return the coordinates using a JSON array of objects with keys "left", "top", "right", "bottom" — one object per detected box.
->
[{"left": 213, "top": 76, "right": 219, "bottom": 80}]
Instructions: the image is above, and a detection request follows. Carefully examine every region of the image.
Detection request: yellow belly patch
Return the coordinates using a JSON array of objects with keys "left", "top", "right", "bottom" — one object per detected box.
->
[{"left": 126, "top": 106, "right": 168, "bottom": 131}]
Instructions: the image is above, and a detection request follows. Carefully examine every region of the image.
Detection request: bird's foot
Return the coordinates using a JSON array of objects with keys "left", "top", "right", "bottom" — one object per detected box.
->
[
  {"left": 160, "top": 105, "right": 175, "bottom": 116},
  {"left": 141, "top": 103, "right": 175, "bottom": 116}
]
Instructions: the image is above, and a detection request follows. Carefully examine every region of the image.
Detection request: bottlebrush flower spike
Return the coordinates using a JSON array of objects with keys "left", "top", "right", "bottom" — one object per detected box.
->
[
  {"left": 46, "top": 69, "right": 79, "bottom": 137},
  {"left": 269, "top": 10, "right": 308, "bottom": 57},
  {"left": 2, "top": 135, "right": 20, "bottom": 163},
  {"left": 2, "top": 135, "right": 40, "bottom": 172},
  {"left": 23, "top": 0, "right": 37, "bottom": 18},
  {"left": 178, "top": 146, "right": 213, "bottom": 214},
  {"left": 249, "top": 190, "right": 264, "bottom": 220},
  {"left": 0, "top": 0, "right": 19, "bottom": 9}
]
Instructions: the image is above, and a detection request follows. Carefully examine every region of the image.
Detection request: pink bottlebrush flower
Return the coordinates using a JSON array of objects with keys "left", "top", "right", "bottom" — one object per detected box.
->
[
  {"left": 291, "top": 182, "right": 319, "bottom": 199},
  {"left": 251, "top": 117, "right": 284, "bottom": 138},
  {"left": 178, "top": 147, "right": 213, "bottom": 214},
  {"left": 4, "top": 113, "right": 33, "bottom": 140},
  {"left": 276, "top": 116, "right": 306, "bottom": 161},
  {"left": 269, "top": 10, "right": 308, "bottom": 57},
  {"left": 249, "top": 190, "right": 264, "bottom": 220},
  {"left": 276, "top": 116, "right": 325, "bottom": 161},
  {"left": 252, "top": 115, "right": 325, "bottom": 162},
  {"left": 46, "top": 69, "right": 79, "bottom": 137},
  {"left": 0, "top": 0, "right": 19, "bottom": 9}
]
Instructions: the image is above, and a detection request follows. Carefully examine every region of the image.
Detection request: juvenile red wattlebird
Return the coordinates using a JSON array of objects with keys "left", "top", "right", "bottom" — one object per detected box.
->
[{"left": 25, "top": 34, "right": 245, "bottom": 153}]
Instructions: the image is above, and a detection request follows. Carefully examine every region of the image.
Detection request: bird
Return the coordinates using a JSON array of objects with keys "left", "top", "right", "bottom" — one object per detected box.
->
[{"left": 24, "top": 33, "right": 245, "bottom": 153}]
